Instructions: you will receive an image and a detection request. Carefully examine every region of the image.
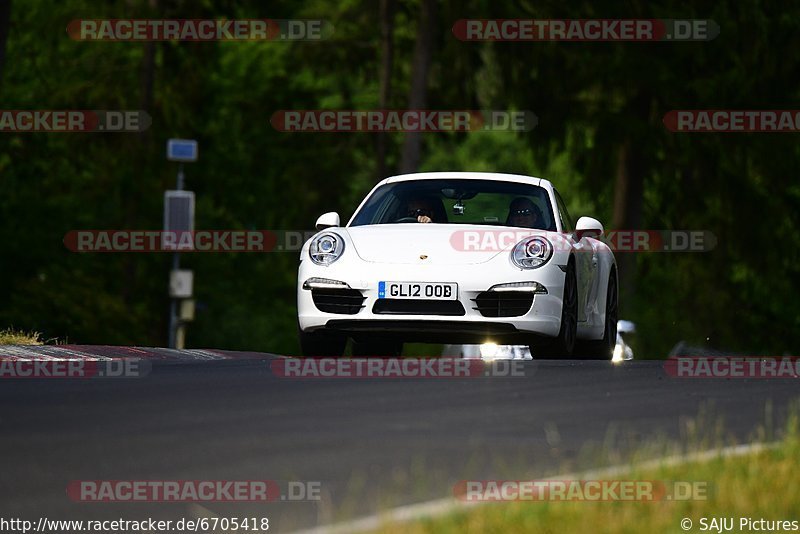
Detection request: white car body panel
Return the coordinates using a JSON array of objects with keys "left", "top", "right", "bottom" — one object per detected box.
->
[{"left": 297, "top": 172, "right": 616, "bottom": 346}]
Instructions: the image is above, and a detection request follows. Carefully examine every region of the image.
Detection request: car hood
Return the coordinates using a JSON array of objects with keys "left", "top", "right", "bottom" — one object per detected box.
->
[{"left": 344, "top": 224, "right": 533, "bottom": 265}]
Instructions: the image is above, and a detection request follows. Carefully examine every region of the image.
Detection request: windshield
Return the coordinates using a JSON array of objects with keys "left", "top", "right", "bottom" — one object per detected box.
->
[{"left": 349, "top": 178, "right": 557, "bottom": 230}]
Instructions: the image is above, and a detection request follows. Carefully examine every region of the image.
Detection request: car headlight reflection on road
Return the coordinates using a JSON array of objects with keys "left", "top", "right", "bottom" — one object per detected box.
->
[
  {"left": 612, "top": 342, "right": 624, "bottom": 363},
  {"left": 477, "top": 343, "right": 531, "bottom": 360},
  {"left": 479, "top": 342, "right": 499, "bottom": 360},
  {"left": 309, "top": 233, "right": 345, "bottom": 265},
  {"left": 511, "top": 236, "right": 553, "bottom": 269}
]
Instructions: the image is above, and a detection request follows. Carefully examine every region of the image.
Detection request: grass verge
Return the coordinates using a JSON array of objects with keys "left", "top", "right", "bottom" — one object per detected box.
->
[
  {"left": 375, "top": 417, "right": 800, "bottom": 533},
  {"left": 0, "top": 328, "right": 43, "bottom": 345}
]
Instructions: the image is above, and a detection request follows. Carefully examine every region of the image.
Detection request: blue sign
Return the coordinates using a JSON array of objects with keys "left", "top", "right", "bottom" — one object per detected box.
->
[{"left": 167, "top": 139, "right": 198, "bottom": 162}]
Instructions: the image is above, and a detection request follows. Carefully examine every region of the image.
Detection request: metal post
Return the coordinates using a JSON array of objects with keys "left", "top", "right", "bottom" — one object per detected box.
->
[
  {"left": 166, "top": 140, "right": 197, "bottom": 349},
  {"left": 168, "top": 298, "right": 177, "bottom": 348},
  {"left": 168, "top": 163, "right": 185, "bottom": 349},
  {"left": 176, "top": 162, "right": 185, "bottom": 190}
]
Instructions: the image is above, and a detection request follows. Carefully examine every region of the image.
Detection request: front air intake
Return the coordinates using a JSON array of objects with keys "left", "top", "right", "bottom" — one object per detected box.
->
[
  {"left": 473, "top": 292, "right": 534, "bottom": 318},
  {"left": 311, "top": 288, "right": 366, "bottom": 315}
]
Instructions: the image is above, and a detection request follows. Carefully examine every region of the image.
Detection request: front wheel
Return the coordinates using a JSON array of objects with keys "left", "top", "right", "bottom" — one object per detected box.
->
[
  {"left": 574, "top": 271, "right": 618, "bottom": 360},
  {"left": 298, "top": 328, "right": 346, "bottom": 357},
  {"left": 531, "top": 259, "right": 577, "bottom": 358}
]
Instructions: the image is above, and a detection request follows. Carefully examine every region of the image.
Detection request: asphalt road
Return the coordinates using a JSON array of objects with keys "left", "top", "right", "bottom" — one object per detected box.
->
[{"left": 1, "top": 348, "right": 798, "bottom": 532}]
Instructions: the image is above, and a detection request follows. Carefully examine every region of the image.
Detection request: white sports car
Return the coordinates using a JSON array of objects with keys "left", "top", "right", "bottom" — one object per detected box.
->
[{"left": 297, "top": 172, "right": 617, "bottom": 359}]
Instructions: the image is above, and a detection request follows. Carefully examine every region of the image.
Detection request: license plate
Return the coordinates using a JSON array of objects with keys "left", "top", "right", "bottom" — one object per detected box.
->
[{"left": 378, "top": 282, "right": 458, "bottom": 300}]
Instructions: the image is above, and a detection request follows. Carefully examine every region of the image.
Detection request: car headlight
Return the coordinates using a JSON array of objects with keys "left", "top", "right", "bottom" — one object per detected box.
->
[
  {"left": 511, "top": 236, "right": 552, "bottom": 269},
  {"left": 309, "top": 233, "right": 345, "bottom": 265}
]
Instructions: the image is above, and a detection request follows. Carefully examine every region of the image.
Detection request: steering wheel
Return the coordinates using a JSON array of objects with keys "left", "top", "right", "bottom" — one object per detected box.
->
[{"left": 393, "top": 216, "right": 419, "bottom": 223}]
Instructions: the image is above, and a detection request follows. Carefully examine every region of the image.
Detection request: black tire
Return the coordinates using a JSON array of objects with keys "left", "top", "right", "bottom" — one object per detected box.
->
[
  {"left": 298, "top": 328, "right": 346, "bottom": 357},
  {"left": 351, "top": 338, "right": 403, "bottom": 357},
  {"left": 532, "top": 258, "right": 578, "bottom": 358},
  {"left": 574, "top": 270, "right": 618, "bottom": 360}
]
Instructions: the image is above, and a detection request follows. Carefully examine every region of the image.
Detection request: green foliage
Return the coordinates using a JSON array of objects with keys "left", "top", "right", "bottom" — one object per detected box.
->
[{"left": 1, "top": 0, "right": 798, "bottom": 357}]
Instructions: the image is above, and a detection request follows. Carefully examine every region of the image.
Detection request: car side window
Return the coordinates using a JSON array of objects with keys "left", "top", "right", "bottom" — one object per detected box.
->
[{"left": 553, "top": 189, "right": 574, "bottom": 232}]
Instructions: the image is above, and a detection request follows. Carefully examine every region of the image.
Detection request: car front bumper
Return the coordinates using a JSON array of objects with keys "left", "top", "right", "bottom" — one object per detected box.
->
[{"left": 297, "top": 258, "right": 566, "bottom": 343}]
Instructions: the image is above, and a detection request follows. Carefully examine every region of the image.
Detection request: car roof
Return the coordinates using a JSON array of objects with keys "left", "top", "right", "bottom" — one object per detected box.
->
[{"left": 381, "top": 171, "right": 546, "bottom": 187}]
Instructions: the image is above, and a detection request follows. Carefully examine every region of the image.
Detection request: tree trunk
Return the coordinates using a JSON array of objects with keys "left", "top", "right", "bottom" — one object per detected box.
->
[
  {"left": 0, "top": 0, "right": 11, "bottom": 87},
  {"left": 375, "top": 0, "right": 396, "bottom": 180},
  {"left": 399, "top": 0, "right": 435, "bottom": 174},
  {"left": 122, "top": 0, "right": 158, "bottom": 307},
  {"left": 611, "top": 125, "right": 646, "bottom": 312}
]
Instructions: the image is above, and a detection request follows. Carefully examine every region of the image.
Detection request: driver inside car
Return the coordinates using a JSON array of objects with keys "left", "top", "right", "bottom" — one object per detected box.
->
[{"left": 405, "top": 196, "right": 438, "bottom": 223}]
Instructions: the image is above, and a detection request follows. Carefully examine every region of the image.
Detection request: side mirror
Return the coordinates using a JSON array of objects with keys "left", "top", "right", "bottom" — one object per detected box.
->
[
  {"left": 617, "top": 320, "right": 636, "bottom": 335},
  {"left": 575, "top": 216, "right": 604, "bottom": 239},
  {"left": 315, "top": 212, "right": 340, "bottom": 230}
]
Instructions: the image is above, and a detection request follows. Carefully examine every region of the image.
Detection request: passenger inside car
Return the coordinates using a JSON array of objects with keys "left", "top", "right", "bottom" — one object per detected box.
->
[{"left": 506, "top": 197, "right": 544, "bottom": 228}]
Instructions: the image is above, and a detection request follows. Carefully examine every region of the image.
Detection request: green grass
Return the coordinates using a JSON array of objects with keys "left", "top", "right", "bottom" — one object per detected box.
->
[
  {"left": 0, "top": 327, "right": 43, "bottom": 345},
  {"left": 374, "top": 418, "right": 800, "bottom": 533}
]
